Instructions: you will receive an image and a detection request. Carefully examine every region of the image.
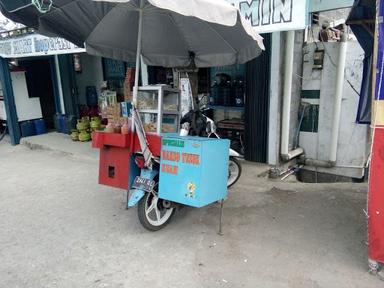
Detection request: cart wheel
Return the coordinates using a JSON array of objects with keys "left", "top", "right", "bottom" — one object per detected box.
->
[
  {"left": 138, "top": 192, "right": 175, "bottom": 231},
  {"left": 227, "top": 157, "right": 242, "bottom": 188}
]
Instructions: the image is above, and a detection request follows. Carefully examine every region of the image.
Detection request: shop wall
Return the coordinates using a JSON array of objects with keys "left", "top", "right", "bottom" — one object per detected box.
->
[
  {"left": 288, "top": 30, "right": 305, "bottom": 151},
  {"left": 299, "top": 41, "right": 369, "bottom": 178},
  {"left": 0, "top": 81, "right": 7, "bottom": 120},
  {"left": 267, "top": 30, "right": 304, "bottom": 166},
  {"left": 0, "top": 57, "right": 21, "bottom": 145},
  {"left": 74, "top": 54, "right": 103, "bottom": 105}
]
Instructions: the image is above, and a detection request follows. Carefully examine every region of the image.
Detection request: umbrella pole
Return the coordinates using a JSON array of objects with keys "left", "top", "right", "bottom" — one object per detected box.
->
[
  {"left": 130, "top": 6, "right": 143, "bottom": 151},
  {"left": 133, "top": 8, "right": 143, "bottom": 108}
]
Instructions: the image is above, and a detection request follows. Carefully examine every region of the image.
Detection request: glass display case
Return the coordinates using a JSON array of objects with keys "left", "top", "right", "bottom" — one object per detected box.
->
[{"left": 137, "top": 85, "right": 180, "bottom": 134}]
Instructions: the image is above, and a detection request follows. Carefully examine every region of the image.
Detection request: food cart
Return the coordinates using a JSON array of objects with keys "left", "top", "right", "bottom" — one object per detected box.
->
[
  {"left": 0, "top": 0, "right": 264, "bottom": 232},
  {"left": 92, "top": 85, "right": 230, "bottom": 231}
]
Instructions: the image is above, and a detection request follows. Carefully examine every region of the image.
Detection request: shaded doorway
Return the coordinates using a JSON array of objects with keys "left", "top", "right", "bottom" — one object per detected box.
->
[{"left": 18, "top": 58, "right": 58, "bottom": 129}]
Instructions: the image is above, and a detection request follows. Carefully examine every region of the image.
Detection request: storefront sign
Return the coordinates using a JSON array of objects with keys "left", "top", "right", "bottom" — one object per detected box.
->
[
  {"left": 103, "top": 58, "right": 126, "bottom": 80},
  {"left": 309, "top": 0, "right": 354, "bottom": 12},
  {"left": 0, "top": 34, "right": 85, "bottom": 58},
  {"left": 227, "top": 0, "right": 308, "bottom": 33},
  {"left": 162, "top": 139, "right": 185, "bottom": 148}
]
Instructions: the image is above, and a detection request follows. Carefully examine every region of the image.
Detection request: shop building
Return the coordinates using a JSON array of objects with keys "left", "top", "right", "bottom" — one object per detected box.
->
[
  {"left": 0, "top": 30, "right": 135, "bottom": 143},
  {"left": 0, "top": 30, "right": 85, "bottom": 142},
  {"left": 0, "top": 0, "right": 370, "bottom": 180}
]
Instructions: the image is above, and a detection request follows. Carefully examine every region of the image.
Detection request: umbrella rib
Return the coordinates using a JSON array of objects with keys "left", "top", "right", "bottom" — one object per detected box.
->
[
  {"left": 3, "top": 3, "right": 33, "bottom": 13},
  {"left": 204, "top": 22, "right": 237, "bottom": 55},
  {"left": 39, "top": 0, "right": 121, "bottom": 44},
  {"left": 50, "top": 0, "right": 104, "bottom": 18},
  {"left": 167, "top": 13, "right": 192, "bottom": 54}
]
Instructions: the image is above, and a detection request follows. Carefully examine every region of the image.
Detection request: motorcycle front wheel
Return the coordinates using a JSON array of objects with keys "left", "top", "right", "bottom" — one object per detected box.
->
[{"left": 227, "top": 157, "right": 242, "bottom": 188}]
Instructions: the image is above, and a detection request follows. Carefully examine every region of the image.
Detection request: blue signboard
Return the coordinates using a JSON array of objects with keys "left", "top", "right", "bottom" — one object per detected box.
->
[
  {"left": 102, "top": 58, "right": 136, "bottom": 80},
  {"left": 103, "top": 58, "right": 126, "bottom": 80},
  {"left": 309, "top": 0, "right": 354, "bottom": 12}
]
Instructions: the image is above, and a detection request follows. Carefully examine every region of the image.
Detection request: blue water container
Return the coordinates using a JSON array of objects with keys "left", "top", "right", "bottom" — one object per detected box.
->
[
  {"left": 20, "top": 121, "right": 36, "bottom": 137},
  {"left": 54, "top": 113, "right": 61, "bottom": 133},
  {"left": 34, "top": 119, "right": 47, "bottom": 135},
  {"left": 58, "top": 115, "right": 68, "bottom": 134},
  {"left": 65, "top": 115, "right": 76, "bottom": 132},
  {"left": 86, "top": 86, "right": 98, "bottom": 106}
]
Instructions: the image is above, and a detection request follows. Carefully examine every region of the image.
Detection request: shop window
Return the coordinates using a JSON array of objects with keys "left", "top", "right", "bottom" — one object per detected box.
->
[
  {"left": 147, "top": 66, "right": 173, "bottom": 86},
  {"left": 102, "top": 58, "right": 135, "bottom": 102}
]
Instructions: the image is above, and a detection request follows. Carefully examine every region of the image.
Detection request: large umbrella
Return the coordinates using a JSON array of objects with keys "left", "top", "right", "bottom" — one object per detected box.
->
[
  {"left": 0, "top": 0, "right": 264, "bottom": 165},
  {"left": 0, "top": 0, "right": 264, "bottom": 100}
]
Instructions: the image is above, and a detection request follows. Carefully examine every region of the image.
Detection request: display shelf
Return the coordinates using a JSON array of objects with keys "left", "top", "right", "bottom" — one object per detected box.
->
[
  {"left": 139, "top": 109, "right": 179, "bottom": 115},
  {"left": 138, "top": 85, "right": 179, "bottom": 93},
  {"left": 137, "top": 85, "right": 180, "bottom": 134},
  {"left": 207, "top": 105, "right": 244, "bottom": 111}
]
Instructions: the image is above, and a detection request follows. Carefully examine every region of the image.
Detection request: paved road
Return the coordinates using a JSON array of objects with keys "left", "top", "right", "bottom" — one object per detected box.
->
[{"left": 0, "top": 141, "right": 382, "bottom": 287}]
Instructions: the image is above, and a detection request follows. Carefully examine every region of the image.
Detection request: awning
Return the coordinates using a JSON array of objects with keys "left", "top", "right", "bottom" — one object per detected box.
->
[
  {"left": 0, "top": 32, "right": 85, "bottom": 58},
  {"left": 346, "top": 0, "right": 375, "bottom": 123}
]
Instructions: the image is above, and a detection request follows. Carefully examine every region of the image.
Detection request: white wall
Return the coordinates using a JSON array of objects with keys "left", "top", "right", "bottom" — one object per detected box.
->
[
  {"left": 11, "top": 71, "right": 42, "bottom": 121},
  {"left": 74, "top": 54, "right": 103, "bottom": 105},
  {"left": 0, "top": 81, "right": 6, "bottom": 120},
  {"left": 0, "top": 100, "right": 6, "bottom": 120},
  {"left": 299, "top": 41, "right": 369, "bottom": 178}
]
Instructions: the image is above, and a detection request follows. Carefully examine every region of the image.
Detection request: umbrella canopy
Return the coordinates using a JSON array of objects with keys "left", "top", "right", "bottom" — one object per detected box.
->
[
  {"left": 0, "top": 0, "right": 264, "bottom": 68},
  {"left": 0, "top": 0, "right": 265, "bottom": 167}
]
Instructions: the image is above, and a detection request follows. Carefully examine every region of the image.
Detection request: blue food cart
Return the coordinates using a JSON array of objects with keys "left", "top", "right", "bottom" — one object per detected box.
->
[{"left": 93, "top": 130, "right": 229, "bottom": 231}]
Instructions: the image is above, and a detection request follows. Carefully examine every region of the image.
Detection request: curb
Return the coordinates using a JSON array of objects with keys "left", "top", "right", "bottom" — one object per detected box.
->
[{"left": 20, "top": 138, "right": 98, "bottom": 163}]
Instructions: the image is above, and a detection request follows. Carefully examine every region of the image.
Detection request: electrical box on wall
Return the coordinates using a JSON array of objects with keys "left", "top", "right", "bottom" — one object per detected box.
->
[{"left": 313, "top": 49, "right": 324, "bottom": 69}]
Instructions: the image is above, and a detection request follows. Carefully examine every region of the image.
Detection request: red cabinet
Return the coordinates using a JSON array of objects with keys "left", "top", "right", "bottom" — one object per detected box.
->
[
  {"left": 99, "top": 146, "right": 131, "bottom": 189},
  {"left": 92, "top": 131, "right": 162, "bottom": 190}
]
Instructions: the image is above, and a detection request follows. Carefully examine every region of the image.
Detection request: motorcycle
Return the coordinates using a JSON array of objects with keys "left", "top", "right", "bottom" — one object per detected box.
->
[{"left": 180, "top": 107, "right": 242, "bottom": 188}]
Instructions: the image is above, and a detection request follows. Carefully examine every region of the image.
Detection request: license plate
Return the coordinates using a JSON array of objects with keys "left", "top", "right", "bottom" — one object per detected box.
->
[{"left": 132, "top": 176, "right": 156, "bottom": 192}]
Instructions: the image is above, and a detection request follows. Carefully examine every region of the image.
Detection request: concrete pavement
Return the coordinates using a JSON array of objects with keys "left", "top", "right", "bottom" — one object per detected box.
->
[
  {"left": 0, "top": 138, "right": 382, "bottom": 288},
  {"left": 20, "top": 132, "right": 98, "bottom": 162}
]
